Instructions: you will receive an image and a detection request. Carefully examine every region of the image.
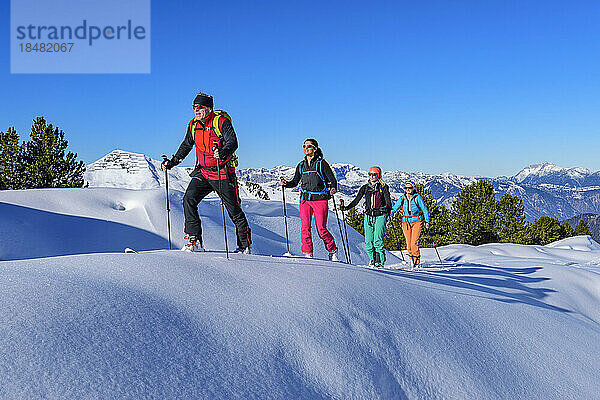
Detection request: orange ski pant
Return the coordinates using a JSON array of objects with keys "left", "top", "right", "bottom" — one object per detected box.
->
[{"left": 402, "top": 219, "right": 423, "bottom": 258}]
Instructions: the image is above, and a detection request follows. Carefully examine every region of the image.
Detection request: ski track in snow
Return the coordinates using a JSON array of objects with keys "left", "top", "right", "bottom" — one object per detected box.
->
[{"left": 1, "top": 187, "right": 600, "bottom": 399}]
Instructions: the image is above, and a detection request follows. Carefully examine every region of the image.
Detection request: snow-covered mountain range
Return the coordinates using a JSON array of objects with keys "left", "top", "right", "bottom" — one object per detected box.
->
[{"left": 85, "top": 150, "right": 600, "bottom": 221}]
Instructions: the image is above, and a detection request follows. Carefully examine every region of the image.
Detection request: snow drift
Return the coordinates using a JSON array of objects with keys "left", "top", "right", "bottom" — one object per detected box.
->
[
  {"left": 0, "top": 187, "right": 370, "bottom": 263},
  {"left": 1, "top": 188, "right": 600, "bottom": 399}
]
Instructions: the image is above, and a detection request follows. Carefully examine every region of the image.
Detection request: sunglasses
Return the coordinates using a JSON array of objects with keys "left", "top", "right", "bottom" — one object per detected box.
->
[
  {"left": 303, "top": 144, "right": 316, "bottom": 150},
  {"left": 193, "top": 104, "right": 208, "bottom": 110},
  {"left": 368, "top": 173, "right": 379, "bottom": 177},
  {"left": 404, "top": 187, "right": 414, "bottom": 190}
]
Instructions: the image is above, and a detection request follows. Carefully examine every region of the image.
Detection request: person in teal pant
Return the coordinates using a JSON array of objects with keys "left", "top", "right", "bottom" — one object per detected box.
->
[{"left": 340, "top": 166, "right": 392, "bottom": 267}]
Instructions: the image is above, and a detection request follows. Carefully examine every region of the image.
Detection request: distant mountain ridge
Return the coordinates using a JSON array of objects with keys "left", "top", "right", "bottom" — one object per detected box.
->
[
  {"left": 513, "top": 162, "right": 600, "bottom": 186},
  {"left": 238, "top": 162, "right": 600, "bottom": 221},
  {"left": 84, "top": 150, "right": 600, "bottom": 221}
]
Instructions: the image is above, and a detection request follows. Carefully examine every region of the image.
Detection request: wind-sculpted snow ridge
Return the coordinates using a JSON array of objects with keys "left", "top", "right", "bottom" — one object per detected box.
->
[{"left": 1, "top": 187, "right": 600, "bottom": 398}]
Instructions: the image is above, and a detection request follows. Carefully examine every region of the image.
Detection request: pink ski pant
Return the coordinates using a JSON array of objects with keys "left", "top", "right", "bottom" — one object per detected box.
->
[{"left": 299, "top": 200, "right": 336, "bottom": 254}]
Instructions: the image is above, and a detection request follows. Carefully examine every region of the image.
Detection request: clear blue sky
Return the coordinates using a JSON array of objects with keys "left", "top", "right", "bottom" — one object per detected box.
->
[{"left": 2, "top": 0, "right": 599, "bottom": 176}]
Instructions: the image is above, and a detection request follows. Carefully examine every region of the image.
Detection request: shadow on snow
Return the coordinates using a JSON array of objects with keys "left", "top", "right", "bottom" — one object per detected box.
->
[
  {"left": 370, "top": 259, "right": 570, "bottom": 314},
  {"left": 0, "top": 202, "right": 168, "bottom": 261}
]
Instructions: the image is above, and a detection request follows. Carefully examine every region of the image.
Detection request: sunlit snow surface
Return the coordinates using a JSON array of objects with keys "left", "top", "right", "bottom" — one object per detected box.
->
[{"left": 1, "top": 188, "right": 600, "bottom": 399}]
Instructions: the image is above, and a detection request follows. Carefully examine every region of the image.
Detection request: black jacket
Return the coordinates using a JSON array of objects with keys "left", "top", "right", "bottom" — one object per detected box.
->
[
  {"left": 344, "top": 182, "right": 391, "bottom": 216},
  {"left": 284, "top": 156, "right": 337, "bottom": 201}
]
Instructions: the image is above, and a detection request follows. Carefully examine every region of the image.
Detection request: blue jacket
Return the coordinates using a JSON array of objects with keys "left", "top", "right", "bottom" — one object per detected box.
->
[{"left": 391, "top": 193, "right": 430, "bottom": 224}]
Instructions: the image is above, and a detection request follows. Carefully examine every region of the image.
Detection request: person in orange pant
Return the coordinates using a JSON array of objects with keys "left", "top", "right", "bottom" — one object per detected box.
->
[{"left": 390, "top": 182, "right": 430, "bottom": 267}]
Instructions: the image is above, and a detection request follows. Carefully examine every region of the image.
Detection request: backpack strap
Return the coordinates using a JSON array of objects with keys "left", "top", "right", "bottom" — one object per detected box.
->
[
  {"left": 211, "top": 110, "right": 231, "bottom": 138},
  {"left": 189, "top": 119, "right": 197, "bottom": 140},
  {"left": 212, "top": 110, "right": 239, "bottom": 168},
  {"left": 189, "top": 111, "right": 230, "bottom": 141},
  {"left": 403, "top": 193, "right": 424, "bottom": 220},
  {"left": 316, "top": 159, "right": 326, "bottom": 185},
  {"left": 415, "top": 194, "right": 424, "bottom": 215}
]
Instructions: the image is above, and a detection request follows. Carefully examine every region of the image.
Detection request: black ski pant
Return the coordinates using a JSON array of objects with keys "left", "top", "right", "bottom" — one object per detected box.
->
[{"left": 183, "top": 175, "right": 251, "bottom": 249}]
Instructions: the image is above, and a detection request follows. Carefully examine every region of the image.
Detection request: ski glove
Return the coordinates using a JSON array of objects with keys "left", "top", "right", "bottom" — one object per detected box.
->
[{"left": 162, "top": 158, "right": 177, "bottom": 170}]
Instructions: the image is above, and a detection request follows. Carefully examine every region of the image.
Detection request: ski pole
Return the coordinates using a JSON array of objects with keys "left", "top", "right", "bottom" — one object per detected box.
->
[
  {"left": 388, "top": 215, "right": 405, "bottom": 262},
  {"left": 280, "top": 179, "right": 291, "bottom": 254},
  {"left": 428, "top": 227, "right": 443, "bottom": 265},
  {"left": 339, "top": 200, "right": 352, "bottom": 264},
  {"left": 332, "top": 195, "right": 349, "bottom": 263},
  {"left": 433, "top": 244, "right": 443, "bottom": 265},
  {"left": 161, "top": 155, "right": 172, "bottom": 250},
  {"left": 214, "top": 142, "right": 229, "bottom": 259}
]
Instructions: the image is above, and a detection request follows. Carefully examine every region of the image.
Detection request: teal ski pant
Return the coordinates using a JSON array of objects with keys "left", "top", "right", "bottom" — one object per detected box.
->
[{"left": 364, "top": 214, "right": 387, "bottom": 263}]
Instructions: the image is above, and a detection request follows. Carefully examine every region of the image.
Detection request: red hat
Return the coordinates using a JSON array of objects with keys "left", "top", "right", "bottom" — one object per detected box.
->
[{"left": 368, "top": 166, "right": 381, "bottom": 178}]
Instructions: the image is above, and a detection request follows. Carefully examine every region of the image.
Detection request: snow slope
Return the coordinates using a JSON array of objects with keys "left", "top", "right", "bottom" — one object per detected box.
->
[
  {"left": 1, "top": 188, "right": 600, "bottom": 399},
  {"left": 0, "top": 187, "right": 370, "bottom": 263}
]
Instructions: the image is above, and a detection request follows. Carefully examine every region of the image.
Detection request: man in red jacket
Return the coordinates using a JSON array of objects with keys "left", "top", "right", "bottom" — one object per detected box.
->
[{"left": 162, "top": 91, "right": 251, "bottom": 253}]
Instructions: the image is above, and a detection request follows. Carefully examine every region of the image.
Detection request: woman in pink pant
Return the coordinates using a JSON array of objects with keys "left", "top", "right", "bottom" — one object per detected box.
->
[{"left": 280, "top": 139, "right": 338, "bottom": 260}]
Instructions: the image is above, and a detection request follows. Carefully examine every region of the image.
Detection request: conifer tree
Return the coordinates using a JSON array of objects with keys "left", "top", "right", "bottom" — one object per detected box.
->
[
  {"left": 450, "top": 180, "right": 498, "bottom": 245},
  {"left": 21, "top": 117, "right": 85, "bottom": 188},
  {"left": 0, "top": 127, "right": 23, "bottom": 190},
  {"left": 414, "top": 183, "right": 451, "bottom": 247},
  {"left": 560, "top": 221, "right": 575, "bottom": 238},
  {"left": 344, "top": 207, "right": 364, "bottom": 236},
  {"left": 574, "top": 219, "right": 592, "bottom": 236},
  {"left": 496, "top": 193, "right": 528, "bottom": 244},
  {"left": 384, "top": 211, "right": 406, "bottom": 251},
  {"left": 527, "top": 216, "right": 563, "bottom": 245}
]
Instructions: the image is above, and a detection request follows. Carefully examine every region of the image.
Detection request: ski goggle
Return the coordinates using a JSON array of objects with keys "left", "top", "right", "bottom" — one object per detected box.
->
[{"left": 193, "top": 104, "right": 208, "bottom": 110}]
